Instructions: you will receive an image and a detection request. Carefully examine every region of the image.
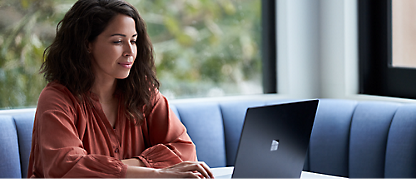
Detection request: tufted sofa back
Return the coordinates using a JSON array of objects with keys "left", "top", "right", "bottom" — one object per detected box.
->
[
  {"left": 1, "top": 98, "right": 416, "bottom": 178},
  {"left": 170, "top": 98, "right": 416, "bottom": 178},
  {"left": 0, "top": 112, "right": 35, "bottom": 178},
  {"left": 304, "top": 99, "right": 416, "bottom": 178}
]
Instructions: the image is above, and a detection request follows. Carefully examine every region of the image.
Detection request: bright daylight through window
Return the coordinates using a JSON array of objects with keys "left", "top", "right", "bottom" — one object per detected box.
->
[{"left": 0, "top": 0, "right": 262, "bottom": 109}]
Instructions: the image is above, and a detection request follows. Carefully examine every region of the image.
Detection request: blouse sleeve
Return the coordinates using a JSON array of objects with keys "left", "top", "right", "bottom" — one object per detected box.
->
[
  {"left": 136, "top": 92, "right": 197, "bottom": 168},
  {"left": 31, "top": 86, "right": 128, "bottom": 178}
]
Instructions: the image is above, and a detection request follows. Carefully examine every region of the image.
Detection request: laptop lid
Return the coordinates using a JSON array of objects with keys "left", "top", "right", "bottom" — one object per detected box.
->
[{"left": 231, "top": 99, "right": 319, "bottom": 178}]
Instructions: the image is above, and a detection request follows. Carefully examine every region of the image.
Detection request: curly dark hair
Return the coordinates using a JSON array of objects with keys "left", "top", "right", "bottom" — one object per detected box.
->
[{"left": 40, "top": 0, "right": 159, "bottom": 125}]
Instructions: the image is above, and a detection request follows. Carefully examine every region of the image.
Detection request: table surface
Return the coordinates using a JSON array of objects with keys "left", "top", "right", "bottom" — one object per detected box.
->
[{"left": 211, "top": 166, "right": 348, "bottom": 178}]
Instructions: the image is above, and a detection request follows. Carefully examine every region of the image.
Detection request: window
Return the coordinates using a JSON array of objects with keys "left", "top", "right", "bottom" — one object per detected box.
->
[
  {"left": 133, "top": 0, "right": 265, "bottom": 99},
  {"left": 0, "top": 0, "right": 274, "bottom": 109},
  {"left": 359, "top": 0, "right": 416, "bottom": 99}
]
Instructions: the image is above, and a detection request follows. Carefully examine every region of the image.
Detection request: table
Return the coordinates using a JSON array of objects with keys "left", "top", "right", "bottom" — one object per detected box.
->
[{"left": 211, "top": 167, "right": 348, "bottom": 178}]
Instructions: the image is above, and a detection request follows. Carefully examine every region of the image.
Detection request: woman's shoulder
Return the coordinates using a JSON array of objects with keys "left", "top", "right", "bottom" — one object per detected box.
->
[
  {"left": 37, "top": 81, "right": 80, "bottom": 113},
  {"left": 39, "top": 81, "right": 74, "bottom": 100},
  {"left": 150, "top": 89, "right": 164, "bottom": 106}
]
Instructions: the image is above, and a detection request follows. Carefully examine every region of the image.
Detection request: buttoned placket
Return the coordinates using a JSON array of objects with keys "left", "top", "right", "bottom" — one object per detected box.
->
[
  {"left": 112, "top": 127, "right": 121, "bottom": 156},
  {"left": 109, "top": 110, "right": 122, "bottom": 159},
  {"left": 90, "top": 93, "right": 123, "bottom": 159}
]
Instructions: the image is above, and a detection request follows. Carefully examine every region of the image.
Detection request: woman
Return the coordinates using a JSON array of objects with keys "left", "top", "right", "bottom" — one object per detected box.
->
[{"left": 27, "top": 0, "right": 213, "bottom": 178}]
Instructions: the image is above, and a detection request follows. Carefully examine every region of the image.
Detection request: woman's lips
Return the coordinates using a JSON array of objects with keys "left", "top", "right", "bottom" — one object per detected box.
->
[{"left": 118, "top": 62, "right": 133, "bottom": 69}]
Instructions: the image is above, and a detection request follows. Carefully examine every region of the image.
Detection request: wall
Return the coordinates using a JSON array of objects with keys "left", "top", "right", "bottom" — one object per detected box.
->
[{"left": 277, "top": 0, "right": 321, "bottom": 99}]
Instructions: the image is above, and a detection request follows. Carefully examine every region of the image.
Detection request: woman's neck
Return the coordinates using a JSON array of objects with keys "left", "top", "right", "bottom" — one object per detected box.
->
[{"left": 91, "top": 78, "right": 117, "bottom": 103}]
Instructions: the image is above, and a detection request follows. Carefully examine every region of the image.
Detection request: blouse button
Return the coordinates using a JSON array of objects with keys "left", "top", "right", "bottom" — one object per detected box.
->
[{"left": 115, "top": 148, "right": 119, "bottom": 153}]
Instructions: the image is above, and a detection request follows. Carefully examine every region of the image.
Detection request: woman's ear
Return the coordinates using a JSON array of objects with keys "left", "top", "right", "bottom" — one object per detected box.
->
[{"left": 86, "top": 41, "right": 92, "bottom": 53}]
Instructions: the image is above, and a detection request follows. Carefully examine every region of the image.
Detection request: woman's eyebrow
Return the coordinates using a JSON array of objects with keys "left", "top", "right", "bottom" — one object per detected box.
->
[{"left": 110, "top": 33, "right": 138, "bottom": 37}]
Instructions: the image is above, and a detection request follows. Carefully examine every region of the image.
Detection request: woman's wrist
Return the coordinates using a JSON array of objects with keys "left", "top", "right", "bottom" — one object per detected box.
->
[
  {"left": 121, "top": 158, "right": 145, "bottom": 167},
  {"left": 125, "top": 166, "right": 160, "bottom": 178}
]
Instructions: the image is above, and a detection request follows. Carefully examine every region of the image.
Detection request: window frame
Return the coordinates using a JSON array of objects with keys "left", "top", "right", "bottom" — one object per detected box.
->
[
  {"left": 261, "top": 0, "right": 277, "bottom": 94},
  {"left": 359, "top": 0, "right": 416, "bottom": 99}
]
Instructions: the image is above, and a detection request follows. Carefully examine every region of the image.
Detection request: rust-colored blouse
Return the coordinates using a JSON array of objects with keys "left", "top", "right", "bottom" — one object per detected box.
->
[{"left": 27, "top": 82, "right": 197, "bottom": 178}]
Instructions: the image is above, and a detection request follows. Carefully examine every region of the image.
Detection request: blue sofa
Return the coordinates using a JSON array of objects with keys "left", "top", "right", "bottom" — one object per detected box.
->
[{"left": 1, "top": 98, "right": 416, "bottom": 178}]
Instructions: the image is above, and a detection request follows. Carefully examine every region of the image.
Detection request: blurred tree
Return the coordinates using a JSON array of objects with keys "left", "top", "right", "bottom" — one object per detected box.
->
[
  {"left": 0, "top": 0, "right": 69, "bottom": 108},
  {"left": 130, "top": 0, "right": 262, "bottom": 99},
  {"left": 0, "top": 0, "right": 261, "bottom": 109}
]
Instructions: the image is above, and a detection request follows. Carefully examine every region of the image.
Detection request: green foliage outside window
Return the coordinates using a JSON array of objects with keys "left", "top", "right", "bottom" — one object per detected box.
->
[{"left": 0, "top": 0, "right": 261, "bottom": 109}]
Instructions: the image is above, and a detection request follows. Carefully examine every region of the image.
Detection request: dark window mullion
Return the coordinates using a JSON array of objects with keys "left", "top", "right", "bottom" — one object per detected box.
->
[{"left": 261, "top": 0, "right": 277, "bottom": 94}]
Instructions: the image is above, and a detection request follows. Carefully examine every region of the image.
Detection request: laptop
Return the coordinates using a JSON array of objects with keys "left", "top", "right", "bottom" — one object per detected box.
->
[{"left": 216, "top": 99, "right": 319, "bottom": 178}]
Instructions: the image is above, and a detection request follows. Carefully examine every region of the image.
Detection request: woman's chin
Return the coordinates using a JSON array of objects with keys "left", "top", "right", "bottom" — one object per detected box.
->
[{"left": 116, "top": 72, "right": 131, "bottom": 79}]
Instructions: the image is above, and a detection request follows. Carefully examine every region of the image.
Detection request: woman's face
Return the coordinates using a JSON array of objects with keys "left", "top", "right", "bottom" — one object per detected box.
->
[{"left": 88, "top": 14, "right": 138, "bottom": 80}]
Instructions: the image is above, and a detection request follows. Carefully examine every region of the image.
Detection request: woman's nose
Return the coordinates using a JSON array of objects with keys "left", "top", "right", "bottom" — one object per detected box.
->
[{"left": 123, "top": 43, "right": 135, "bottom": 57}]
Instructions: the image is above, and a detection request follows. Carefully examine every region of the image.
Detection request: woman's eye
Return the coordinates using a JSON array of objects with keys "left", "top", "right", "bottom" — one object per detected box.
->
[
  {"left": 113, "top": 41, "right": 122, "bottom": 44},
  {"left": 130, "top": 40, "right": 137, "bottom": 44}
]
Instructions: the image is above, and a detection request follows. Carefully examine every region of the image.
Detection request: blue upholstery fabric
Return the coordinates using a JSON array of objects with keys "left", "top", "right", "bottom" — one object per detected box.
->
[
  {"left": 385, "top": 104, "right": 416, "bottom": 178},
  {"left": 0, "top": 115, "right": 22, "bottom": 178},
  {"left": 219, "top": 100, "right": 265, "bottom": 166},
  {"left": 349, "top": 102, "right": 400, "bottom": 178},
  {"left": 174, "top": 102, "right": 227, "bottom": 168},
  {"left": 308, "top": 99, "right": 357, "bottom": 177},
  {"left": 13, "top": 112, "right": 35, "bottom": 178}
]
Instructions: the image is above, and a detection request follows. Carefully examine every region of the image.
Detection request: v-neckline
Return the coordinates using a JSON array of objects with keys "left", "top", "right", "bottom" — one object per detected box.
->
[{"left": 89, "top": 91, "right": 121, "bottom": 133}]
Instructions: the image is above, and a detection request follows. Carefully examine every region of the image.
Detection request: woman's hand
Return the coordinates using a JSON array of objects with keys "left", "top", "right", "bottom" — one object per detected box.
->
[
  {"left": 156, "top": 161, "right": 214, "bottom": 178},
  {"left": 125, "top": 161, "right": 213, "bottom": 178}
]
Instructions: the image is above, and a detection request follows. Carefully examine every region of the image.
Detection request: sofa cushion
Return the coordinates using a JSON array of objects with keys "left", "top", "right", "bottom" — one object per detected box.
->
[
  {"left": 385, "top": 104, "right": 416, "bottom": 178},
  {"left": 0, "top": 115, "right": 22, "bottom": 178},
  {"left": 349, "top": 102, "right": 400, "bottom": 178},
  {"left": 13, "top": 113, "right": 35, "bottom": 178},
  {"left": 307, "top": 99, "right": 356, "bottom": 177}
]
